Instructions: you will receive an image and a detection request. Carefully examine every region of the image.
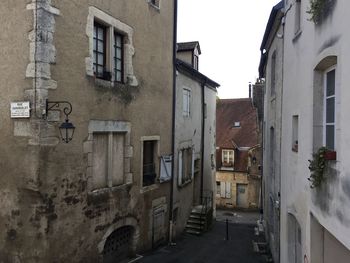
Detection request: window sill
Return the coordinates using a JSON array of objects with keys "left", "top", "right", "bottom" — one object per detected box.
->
[
  {"left": 88, "top": 183, "right": 132, "bottom": 204},
  {"left": 293, "top": 29, "right": 302, "bottom": 43},
  {"left": 140, "top": 183, "right": 159, "bottom": 193},
  {"left": 178, "top": 179, "right": 192, "bottom": 188}
]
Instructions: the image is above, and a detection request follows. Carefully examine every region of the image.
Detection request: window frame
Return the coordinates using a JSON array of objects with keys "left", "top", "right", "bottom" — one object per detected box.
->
[
  {"left": 93, "top": 22, "right": 107, "bottom": 79},
  {"left": 114, "top": 31, "right": 124, "bottom": 83},
  {"left": 292, "top": 115, "right": 299, "bottom": 152},
  {"left": 183, "top": 88, "right": 191, "bottom": 117},
  {"left": 222, "top": 149, "right": 234, "bottom": 167},
  {"left": 294, "top": 0, "right": 302, "bottom": 35},
  {"left": 141, "top": 136, "right": 160, "bottom": 190},
  {"left": 178, "top": 147, "right": 194, "bottom": 186},
  {"left": 270, "top": 51, "right": 276, "bottom": 97},
  {"left": 323, "top": 66, "right": 336, "bottom": 150},
  {"left": 86, "top": 7, "right": 138, "bottom": 86}
]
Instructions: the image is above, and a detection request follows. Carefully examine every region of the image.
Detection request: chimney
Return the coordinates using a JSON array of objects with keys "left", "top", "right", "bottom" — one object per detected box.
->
[{"left": 249, "top": 82, "right": 252, "bottom": 99}]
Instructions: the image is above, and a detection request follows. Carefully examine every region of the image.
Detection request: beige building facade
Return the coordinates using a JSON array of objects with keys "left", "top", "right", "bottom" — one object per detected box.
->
[{"left": 0, "top": 0, "right": 176, "bottom": 262}]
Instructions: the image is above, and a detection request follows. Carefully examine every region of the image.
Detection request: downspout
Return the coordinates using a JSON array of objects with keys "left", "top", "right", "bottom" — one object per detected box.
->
[
  {"left": 169, "top": 0, "right": 177, "bottom": 245},
  {"left": 200, "top": 81, "right": 206, "bottom": 203}
]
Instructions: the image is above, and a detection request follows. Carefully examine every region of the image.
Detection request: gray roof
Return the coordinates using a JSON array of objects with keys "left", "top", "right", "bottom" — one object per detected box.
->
[{"left": 177, "top": 41, "right": 201, "bottom": 54}]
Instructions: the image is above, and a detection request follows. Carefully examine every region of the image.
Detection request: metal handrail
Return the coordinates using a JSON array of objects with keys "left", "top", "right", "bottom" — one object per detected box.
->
[{"left": 199, "top": 190, "right": 213, "bottom": 231}]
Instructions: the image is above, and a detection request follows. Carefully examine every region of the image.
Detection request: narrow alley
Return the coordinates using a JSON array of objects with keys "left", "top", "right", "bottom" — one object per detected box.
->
[{"left": 140, "top": 210, "right": 270, "bottom": 263}]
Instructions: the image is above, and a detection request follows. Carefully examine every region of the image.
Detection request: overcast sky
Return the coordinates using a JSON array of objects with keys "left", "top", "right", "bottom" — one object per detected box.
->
[{"left": 177, "top": 0, "right": 280, "bottom": 99}]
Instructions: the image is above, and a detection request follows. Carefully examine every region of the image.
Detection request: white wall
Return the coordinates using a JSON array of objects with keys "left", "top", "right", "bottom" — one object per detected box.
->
[{"left": 281, "top": 0, "right": 350, "bottom": 262}]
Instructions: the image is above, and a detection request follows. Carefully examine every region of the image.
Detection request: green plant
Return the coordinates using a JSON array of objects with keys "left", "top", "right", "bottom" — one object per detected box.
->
[
  {"left": 307, "top": 0, "right": 333, "bottom": 24},
  {"left": 308, "top": 147, "right": 328, "bottom": 188}
]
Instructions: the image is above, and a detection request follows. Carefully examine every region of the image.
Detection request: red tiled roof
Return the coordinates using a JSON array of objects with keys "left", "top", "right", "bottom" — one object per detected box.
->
[{"left": 216, "top": 98, "right": 258, "bottom": 149}]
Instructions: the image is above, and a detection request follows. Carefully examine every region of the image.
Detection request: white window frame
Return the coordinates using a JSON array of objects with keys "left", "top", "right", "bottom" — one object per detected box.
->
[
  {"left": 219, "top": 182, "right": 231, "bottom": 199},
  {"left": 183, "top": 88, "right": 191, "bottom": 117},
  {"left": 86, "top": 7, "right": 138, "bottom": 86},
  {"left": 222, "top": 149, "right": 234, "bottom": 166},
  {"left": 323, "top": 66, "right": 336, "bottom": 150},
  {"left": 178, "top": 147, "right": 194, "bottom": 186}
]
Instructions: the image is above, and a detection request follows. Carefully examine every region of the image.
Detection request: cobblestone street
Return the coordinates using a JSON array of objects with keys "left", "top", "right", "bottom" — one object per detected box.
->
[{"left": 139, "top": 211, "right": 269, "bottom": 263}]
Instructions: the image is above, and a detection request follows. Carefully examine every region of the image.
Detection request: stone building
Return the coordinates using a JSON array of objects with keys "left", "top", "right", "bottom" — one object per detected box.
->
[
  {"left": 260, "top": 0, "right": 350, "bottom": 262},
  {"left": 172, "top": 42, "right": 219, "bottom": 237},
  {"left": 215, "top": 99, "right": 261, "bottom": 210},
  {"left": 0, "top": 0, "right": 176, "bottom": 262}
]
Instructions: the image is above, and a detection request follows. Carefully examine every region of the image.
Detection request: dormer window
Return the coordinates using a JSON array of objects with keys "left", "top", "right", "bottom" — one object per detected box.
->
[{"left": 233, "top": 121, "right": 241, "bottom": 127}]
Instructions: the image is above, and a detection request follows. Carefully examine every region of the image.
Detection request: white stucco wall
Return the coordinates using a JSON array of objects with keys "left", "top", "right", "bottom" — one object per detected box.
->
[
  {"left": 280, "top": 0, "right": 350, "bottom": 262},
  {"left": 173, "top": 72, "right": 202, "bottom": 235}
]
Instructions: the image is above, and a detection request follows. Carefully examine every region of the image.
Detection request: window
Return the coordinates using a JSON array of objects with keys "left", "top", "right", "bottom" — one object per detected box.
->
[
  {"left": 219, "top": 182, "right": 231, "bottom": 199},
  {"left": 92, "top": 132, "right": 125, "bottom": 188},
  {"left": 233, "top": 121, "right": 240, "bottom": 127},
  {"left": 149, "top": 0, "right": 160, "bottom": 8},
  {"left": 93, "top": 22, "right": 107, "bottom": 79},
  {"left": 324, "top": 68, "right": 336, "bottom": 150},
  {"left": 86, "top": 7, "right": 138, "bottom": 86},
  {"left": 178, "top": 148, "right": 194, "bottom": 186},
  {"left": 270, "top": 51, "right": 276, "bottom": 96},
  {"left": 193, "top": 54, "right": 199, "bottom": 70},
  {"left": 216, "top": 181, "right": 221, "bottom": 195},
  {"left": 222, "top": 150, "right": 234, "bottom": 167},
  {"left": 295, "top": 0, "right": 301, "bottom": 34},
  {"left": 114, "top": 32, "right": 124, "bottom": 83},
  {"left": 142, "top": 140, "right": 158, "bottom": 187},
  {"left": 183, "top": 89, "right": 191, "bottom": 117},
  {"left": 292, "top": 115, "right": 299, "bottom": 152}
]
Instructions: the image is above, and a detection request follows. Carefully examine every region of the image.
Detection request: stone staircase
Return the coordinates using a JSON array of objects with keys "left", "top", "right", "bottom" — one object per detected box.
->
[{"left": 185, "top": 205, "right": 208, "bottom": 235}]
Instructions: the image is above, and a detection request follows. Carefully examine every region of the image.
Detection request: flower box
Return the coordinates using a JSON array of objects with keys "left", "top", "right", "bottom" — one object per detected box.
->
[{"left": 324, "top": 150, "right": 336, "bottom": 161}]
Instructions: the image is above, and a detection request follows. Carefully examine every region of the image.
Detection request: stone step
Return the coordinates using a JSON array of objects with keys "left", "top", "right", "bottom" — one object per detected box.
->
[
  {"left": 187, "top": 219, "right": 205, "bottom": 225},
  {"left": 185, "top": 228, "right": 202, "bottom": 235},
  {"left": 186, "top": 223, "right": 203, "bottom": 230}
]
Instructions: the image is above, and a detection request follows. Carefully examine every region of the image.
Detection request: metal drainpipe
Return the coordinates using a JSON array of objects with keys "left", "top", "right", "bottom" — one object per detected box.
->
[
  {"left": 168, "top": 0, "right": 177, "bottom": 245},
  {"left": 200, "top": 82, "right": 206, "bottom": 203}
]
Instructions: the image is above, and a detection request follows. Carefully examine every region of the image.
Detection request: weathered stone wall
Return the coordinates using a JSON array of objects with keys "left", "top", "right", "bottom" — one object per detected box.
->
[{"left": 0, "top": 0, "right": 175, "bottom": 261}]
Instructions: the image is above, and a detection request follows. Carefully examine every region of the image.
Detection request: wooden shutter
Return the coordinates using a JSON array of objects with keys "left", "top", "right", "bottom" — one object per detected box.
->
[
  {"left": 225, "top": 182, "right": 231, "bottom": 198},
  {"left": 220, "top": 182, "right": 226, "bottom": 198}
]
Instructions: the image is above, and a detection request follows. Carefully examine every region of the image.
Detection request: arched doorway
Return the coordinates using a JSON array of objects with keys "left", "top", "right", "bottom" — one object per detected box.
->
[{"left": 102, "top": 226, "right": 134, "bottom": 263}]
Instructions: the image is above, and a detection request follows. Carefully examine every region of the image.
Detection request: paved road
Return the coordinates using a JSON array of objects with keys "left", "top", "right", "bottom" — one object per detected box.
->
[{"left": 139, "top": 219, "right": 267, "bottom": 263}]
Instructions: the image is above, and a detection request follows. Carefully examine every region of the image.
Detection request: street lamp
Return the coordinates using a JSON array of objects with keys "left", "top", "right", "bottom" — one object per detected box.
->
[{"left": 46, "top": 99, "right": 75, "bottom": 143}]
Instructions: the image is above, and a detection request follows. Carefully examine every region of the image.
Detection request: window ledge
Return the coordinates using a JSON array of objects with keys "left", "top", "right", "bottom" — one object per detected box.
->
[
  {"left": 87, "top": 183, "right": 132, "bottom": 204},
  {"left": 178, "top": 179, "right": 192, "bottom": 188},
  {"left": 140, "top": 183, "right": 159, "bottom": 193},
  {"left": 293, "top": 29, "right": 302, "bottom": 42}
]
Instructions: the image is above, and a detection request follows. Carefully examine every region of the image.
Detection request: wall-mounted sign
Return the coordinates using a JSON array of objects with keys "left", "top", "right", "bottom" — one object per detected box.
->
[{"left": 11, "top": 102, "right": 30, "bottom": 118}]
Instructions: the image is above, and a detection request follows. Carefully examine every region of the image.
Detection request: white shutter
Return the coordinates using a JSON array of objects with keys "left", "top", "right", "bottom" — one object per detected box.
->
[
  {"left": 191, "top": 148, "right": 195, "bottom": 179},
  {"left": 225, "top": 182, "right": 231, "bottom": 198},
  {"left": 220, "top": 182, "right": 226, "bottom": 198},
  {"left": 178, "top": 150, "right": 183, "bottom": 186}
]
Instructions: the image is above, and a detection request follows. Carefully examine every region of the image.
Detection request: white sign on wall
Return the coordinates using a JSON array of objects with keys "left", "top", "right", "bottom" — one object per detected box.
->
[{"left": 10, "top": 102, "right": 30, "bottom": 118}]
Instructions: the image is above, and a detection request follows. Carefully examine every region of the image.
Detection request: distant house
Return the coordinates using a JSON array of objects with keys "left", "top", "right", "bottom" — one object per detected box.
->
[
  {"left": 215, "top": 99, "right": 261, "bottom": 209},
  {"left": 172, "top": 41, "right": 219, "bottom": 236}
]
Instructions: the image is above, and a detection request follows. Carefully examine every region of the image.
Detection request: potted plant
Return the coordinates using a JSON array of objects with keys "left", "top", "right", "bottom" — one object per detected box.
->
[
  {"left": 308, "top": 146, "right": 335, "bottom": 188},
  {"left": 307, "top": 0, "right": 335, "bottom": 24}
]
